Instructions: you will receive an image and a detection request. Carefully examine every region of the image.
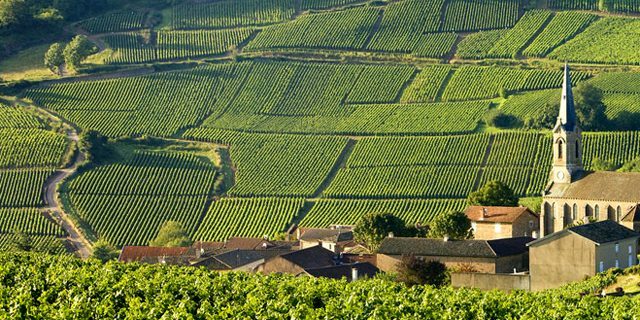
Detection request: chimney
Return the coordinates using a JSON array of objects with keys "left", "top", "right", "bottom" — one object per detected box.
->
[
  {"left": 388, "top": 232, "right": 394, "bottom": 238},
  {"left": 481, "top": 208, "right": 487, "bottom": 221},
  {"left": 351, "top": 267, "right": 358, "bottom": 282}
]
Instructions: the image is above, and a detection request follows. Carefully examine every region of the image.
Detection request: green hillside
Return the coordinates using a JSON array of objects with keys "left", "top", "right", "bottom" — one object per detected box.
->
[{"left": 2, "top": 0, "right": 640, "bottom": 249}]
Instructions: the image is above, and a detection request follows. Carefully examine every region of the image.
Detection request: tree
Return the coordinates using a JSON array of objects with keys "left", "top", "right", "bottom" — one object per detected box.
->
[
  {"left": 0, "top": 0, "right": 29, "bottom": 29},
  {"left": 468, "top": 180, "right": 519, "bottom": 207},
  {"left": 11, "top": 229, "right": 32, "bottom": 252},
  {"left": 483, "top": 109, "right": 519, "bottom": 128},
  {"left": 63, "top": 35, "right": 96, "bottom": 71},
  {"left": 591, "top": 157, "right": 618, "bottom": 171},
  {"left": 396, "top": 255, "right": 448, "bottom": 287},
  {"left": 574, "top": 83, "right": 609, "bottom": 131},
  {"left": 92, "top": 240, "right": 119, "bottom": 262},
  {"left": 44, "top": 42, "right": 65, "bottom": 75},
  {"left": 599, "top": 0, "right": 614, "bottom": 11},
  {"left": 80, "top": 130, "right": 116, "bottom": 164},
  {"left": 354, "top": 212, "right": 406, "bottom": 251},
  {"left": 428, "top": 211, "right": 473, "bottom": 240},
  {"left": 150, "top": 221, "right": 192, "bottom": 247},
  {"left": 524, "top": 102, "right": 557, "bottom": 129}
]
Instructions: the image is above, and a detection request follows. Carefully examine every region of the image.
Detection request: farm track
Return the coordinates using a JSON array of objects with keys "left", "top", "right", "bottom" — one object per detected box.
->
[
  {"left": 41, "top": 130, "right": 92, "bottom": 259},
  {"left": 13, "top": 99, "right": 93, "bottom": 258}
]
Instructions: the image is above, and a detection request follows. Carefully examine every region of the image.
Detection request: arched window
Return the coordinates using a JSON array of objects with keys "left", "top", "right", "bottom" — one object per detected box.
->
[
  {"left": 558, "top": 140, "right": 564, "bottom": 159},
  {"left": 575, "top": 141, "right": 580, "bottom": 159},
  {"left": 617, "top": 206, "right": 621, "bottom": 222},
  {"left": 585, "top": 205, "right": 593, "bottom": 217},
  {"left": 595, "top": 205, "right": 600, "bottom": 220},
  {"left": 573, "top": 204, "right": 578, "bottom": 220}
]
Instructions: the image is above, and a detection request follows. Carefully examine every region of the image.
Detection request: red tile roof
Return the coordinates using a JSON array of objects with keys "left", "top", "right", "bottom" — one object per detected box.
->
[{"left": 465, "top": 206, "right": 538, "bottom": 224}]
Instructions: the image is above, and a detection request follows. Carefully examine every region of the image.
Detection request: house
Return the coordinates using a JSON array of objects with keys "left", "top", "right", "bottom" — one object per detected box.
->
[
  {"left": 258, "top": 245, "right": 378, "bottom": 280},
  {"left": 376, "top": 237, "right": 533, "bottom": 274},
  {"left": 528, "top": 220, "right": 640, "bottom": 291},
  {"left": 224, "top": 237, "right": 298, "bottom": 251},
  {"left": 541, "top": 64, "right": 640, "bottom": 235},
  {"left": 192, "top": 249, "right": 292, "bottom": 272},
  {"left": 298, "top": 227, "right": 360, "bottom": 253},
  {"left": 465, "top": 206, "right": 539, "bottom": 240}
]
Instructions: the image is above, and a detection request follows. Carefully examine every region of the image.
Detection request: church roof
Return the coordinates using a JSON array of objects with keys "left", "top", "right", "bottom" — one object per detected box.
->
[
  {"left": 557, "top": 63, "right": 577, "bottom": 131},
  {"left": 465, "top": 206, "right": 538, "bottom": 224},
  {"left": 622, "top": 205, "right": 640, "bottom": 222},
  {"left": 549, "top": 171, "right": 640, "bottom": 202}
]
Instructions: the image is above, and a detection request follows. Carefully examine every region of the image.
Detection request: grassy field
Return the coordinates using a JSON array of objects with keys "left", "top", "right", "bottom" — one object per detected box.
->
[{"left": 0, "top": 44, "right": 57, "bottom": 82}]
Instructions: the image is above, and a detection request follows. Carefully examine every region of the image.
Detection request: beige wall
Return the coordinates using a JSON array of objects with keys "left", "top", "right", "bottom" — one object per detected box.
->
[
  {"left": 595, "top": 239, "right": 638, "bottom": 272},
  {"left": 541, "top": 198, "right": 636, "bottom": 236},
  {"left": 530, "top": 232, "right": 596, "bottom": 291},
  {"left": 259, "top": 257, "right": 305, "bottom": 275},
  {"left": 473, "top": 214, "right": 539, "bottom": 240},
  {"left": 452, "top": 273, "right": 530, "bottom": 291},
  {"left": 377, "top": 254, "right": 526, "bottom": 274},
  {"left": 473, "top": 223, "right": 513, "bottom": 240}
]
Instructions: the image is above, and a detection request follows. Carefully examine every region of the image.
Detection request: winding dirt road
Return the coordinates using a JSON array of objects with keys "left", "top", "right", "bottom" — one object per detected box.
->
[{"left": 41, "top": 130, "right": 92, "bottom": 259}]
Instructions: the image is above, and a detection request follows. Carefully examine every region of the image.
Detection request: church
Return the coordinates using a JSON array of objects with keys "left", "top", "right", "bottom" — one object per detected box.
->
[{"left": 540, "top": 64, "right": 640, "bottom": 236}]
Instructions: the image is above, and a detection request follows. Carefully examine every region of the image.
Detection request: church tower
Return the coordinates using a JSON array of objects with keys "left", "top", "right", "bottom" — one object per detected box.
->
[{"left": 551, "top": 64, "right": 582, "bottom": 184}]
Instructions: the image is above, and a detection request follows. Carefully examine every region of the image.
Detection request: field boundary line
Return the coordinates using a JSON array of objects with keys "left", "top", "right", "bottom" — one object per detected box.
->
[
  {"left": 311, "top": 138, "right": 357, "bottom": 198},
  {"left": 472, "top": 134, "right": 495, "bottom": 191}
]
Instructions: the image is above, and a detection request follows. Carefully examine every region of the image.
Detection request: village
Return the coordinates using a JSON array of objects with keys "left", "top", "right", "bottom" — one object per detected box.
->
[{"left": 119, "top": 65, "right": 640, "bottom": 292}]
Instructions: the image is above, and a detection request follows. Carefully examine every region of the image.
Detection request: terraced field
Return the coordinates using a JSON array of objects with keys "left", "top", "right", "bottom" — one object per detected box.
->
[{"left": 5, "top": 0, "right": 640, "bottom": 249}]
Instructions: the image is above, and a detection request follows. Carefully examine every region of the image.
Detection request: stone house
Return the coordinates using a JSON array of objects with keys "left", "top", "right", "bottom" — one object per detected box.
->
[
  {"left": 528, "top": 220, "right": 640, "bottom": 291},
  {"left": 298, "top": 227, "right": 361, "bottom": 253},
  {"left": 376, "top": 237, "right": 533, "bottom": 274},
  {"left": 465, "top": 206, "right": 539, "bottom": 240}
]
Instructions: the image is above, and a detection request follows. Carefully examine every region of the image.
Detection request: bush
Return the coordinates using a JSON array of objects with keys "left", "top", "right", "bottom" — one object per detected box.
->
[
  {"left": 396, "top": 255, "right": 448, "bottom": 287},
  {"left": 484, "top": 109, "right": 520, "bottom": 128}
]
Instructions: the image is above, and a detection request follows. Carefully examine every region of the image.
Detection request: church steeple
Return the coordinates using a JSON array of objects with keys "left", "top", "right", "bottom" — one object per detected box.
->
[
  {"left": 558, "top": 63, "right": 577, "bottom": 131},
  {"left": 550, "top": 63, "right": 582, "bottom": 184}
]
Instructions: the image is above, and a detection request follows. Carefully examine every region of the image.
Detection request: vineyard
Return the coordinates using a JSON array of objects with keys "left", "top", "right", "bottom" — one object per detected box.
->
[
  {"left": 0, "top": 129, "right": 69, "bottom": 168},
  {"left": 548, "top": 18, "right": 640, "bottom": 65},
  {"left": 300, "top": 198, "right": 467, "bottom": 227},
  {"left": 194, "top": 198, "right": 304, "bottom": 241},
  {"left": 245, "top": 7, "right": 379, "bottom": 51},
  {"left": 63, "top": 148, "right": 217, "bottom": 246},
  {"left": 170, "top": 0, "right": 295, "bottom": 29},
  {"left": 6, "top": 0, "right": 640, "bottom": 250},
  {"left": 76, "top": 11, "right": 146, "bottom": 33}
]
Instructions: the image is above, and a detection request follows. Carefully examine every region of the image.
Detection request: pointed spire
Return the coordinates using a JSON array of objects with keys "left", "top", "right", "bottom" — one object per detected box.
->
[{"left": 559, "top": 63, "right": 577, "bottom": 131}]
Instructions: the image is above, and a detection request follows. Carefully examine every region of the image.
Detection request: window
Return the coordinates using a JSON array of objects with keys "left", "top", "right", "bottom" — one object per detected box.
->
[
  {"left": 616, "top": 260, "right": 619, "bottom": 268},
  {"left": 617, "top": 206, "right": 622, "bottom": 222},
  {"left": 576, "top": 141, "right": 579, "bottom": 158},
  {"left": 629, "top": 245, "right": 633, "bottom": 254},
  {"left": 616, "top": 243, "right": 619, "bottom": 253},
  {"left": 558, "top": 140, "right": 563, "bottom": 159},
  {"left": 529, "top": 221, "right": 534, "bottom": 228},
  {"left": 573, "top": 204, "right": 577, "bottom": 220},
  {"left": 599, "top": 261, "right": 604, "bottom": 273},
  {"left": 595, "top": 205, "right": 600, "bottom": 220}
]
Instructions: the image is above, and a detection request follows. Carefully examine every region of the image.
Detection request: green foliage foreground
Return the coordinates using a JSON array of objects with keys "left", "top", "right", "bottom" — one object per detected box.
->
[{"left": 1, "top": 253, "right": 638, "bottom": 319}]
